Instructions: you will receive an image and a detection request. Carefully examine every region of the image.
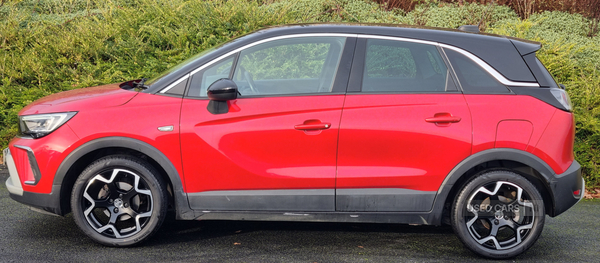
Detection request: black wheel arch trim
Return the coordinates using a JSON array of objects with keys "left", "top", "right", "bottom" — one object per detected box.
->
[
  {"left": 439, "top": 148, "right": 556, "bottom": 188},
  {"left": 429, "top": 148, "right": 568, "bottom": 225},
  {"left": 52, "top": 136, "right": 194, "bottom": 219}
]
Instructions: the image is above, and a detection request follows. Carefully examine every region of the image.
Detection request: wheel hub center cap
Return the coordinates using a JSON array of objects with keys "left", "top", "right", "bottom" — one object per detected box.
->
[
  {"left": 114, "top": 198, "right": 123, "bottom": 208},
  {"left": 494, "top": 210, "right": 504, "bottom": 220}
]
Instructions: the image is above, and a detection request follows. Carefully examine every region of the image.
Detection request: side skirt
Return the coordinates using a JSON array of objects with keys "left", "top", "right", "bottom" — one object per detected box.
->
[
  {"left": 186, "top": 188, "right": 439, "bottom": 225},
  {"left": 191, "top": 210, "right": 436, "bottom": 225},
  {"left": 188, "top": 189, "right": 335, "bottom": 211}
]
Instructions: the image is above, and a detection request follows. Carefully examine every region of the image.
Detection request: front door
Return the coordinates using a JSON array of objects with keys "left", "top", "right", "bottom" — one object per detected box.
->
[{"left": 180, "top": 36, "right": 352, "bottom": 211}]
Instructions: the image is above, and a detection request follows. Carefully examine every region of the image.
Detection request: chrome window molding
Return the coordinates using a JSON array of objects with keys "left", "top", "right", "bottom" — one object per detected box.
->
[
  {"left": 357, "top": 34, "right": 438, "bottom": 46},
  {"left": 160, "top": 33, "right": 539, "bottom": 94}
]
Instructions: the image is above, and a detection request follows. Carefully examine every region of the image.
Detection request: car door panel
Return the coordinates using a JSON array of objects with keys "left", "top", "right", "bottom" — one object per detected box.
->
[
  {"left": 181, "top": 95, "right": 344, "bottom": 211},
  {"left": 335, "top": 38, "right": 472, "bottom": 212},
  {"left": 179, "top": 36, "right": 351, "bottom": 212},
  {"left": 336, "top": 94, "right": 471, "bottom": 211}
]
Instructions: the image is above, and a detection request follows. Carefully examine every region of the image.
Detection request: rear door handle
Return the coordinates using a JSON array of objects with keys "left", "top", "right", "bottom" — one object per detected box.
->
[{"left": 426, "top": 113, "right": 461, "bottom": 126}]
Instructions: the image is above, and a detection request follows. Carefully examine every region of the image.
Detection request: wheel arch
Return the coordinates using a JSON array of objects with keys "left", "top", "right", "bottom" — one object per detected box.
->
[
  {"left": 431, "top": 148, "right": 557, "bottom": 225},
  {"left": 53, "top": 137, "right": 193, "bottom": 219}
]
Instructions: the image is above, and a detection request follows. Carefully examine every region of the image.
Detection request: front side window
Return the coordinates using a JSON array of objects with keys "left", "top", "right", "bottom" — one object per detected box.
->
[
  {"left": 187, "top": 56, "right": 235, "bottom": 97},
  {"left": 362, "top": 39, "right": 453, "bottom": 92},
  {"left": 232, "top": 36, "right": 346, "bottom": 96}
]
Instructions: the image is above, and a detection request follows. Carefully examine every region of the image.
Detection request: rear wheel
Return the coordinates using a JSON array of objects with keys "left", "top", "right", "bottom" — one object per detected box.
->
[
  {"left": 71, "top": 155, "right": 168, "bottom": 246},
  {"left": 451, "top": 170, "right": 545, "bottom": 259}
]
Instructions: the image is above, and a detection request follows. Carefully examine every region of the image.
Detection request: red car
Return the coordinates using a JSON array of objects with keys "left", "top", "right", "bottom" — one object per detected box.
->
[{"left": 3, "top": 24, "right": 584, "bottom": 258}]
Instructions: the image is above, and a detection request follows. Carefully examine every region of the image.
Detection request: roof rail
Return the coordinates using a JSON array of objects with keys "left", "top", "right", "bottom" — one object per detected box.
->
[{"left": 457, "top": 25, "right": 480, "bottom": 33}]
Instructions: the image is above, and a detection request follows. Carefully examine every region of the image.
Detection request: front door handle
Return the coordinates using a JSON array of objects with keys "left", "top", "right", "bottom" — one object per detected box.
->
[
  {"left": 426, "top": 113, "right": 461, "bottom": 126},
  {"left": 294, "top": 122, "right": 331, "bottom": 130}
]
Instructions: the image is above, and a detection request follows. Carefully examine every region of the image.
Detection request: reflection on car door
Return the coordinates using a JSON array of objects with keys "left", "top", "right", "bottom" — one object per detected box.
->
[
  {"left": 180, "top": 36, "right": 353, "bottom": 212},
  {"left": 336, "top": 38, "right": 472, "bottom": 212}
]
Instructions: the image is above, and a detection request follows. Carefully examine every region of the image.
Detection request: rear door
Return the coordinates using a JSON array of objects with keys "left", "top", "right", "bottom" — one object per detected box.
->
[
  {"left": 336, "top": 37, "right": 472, "bottom": 212},
  {"left": 180, "top": 35, "right": 355, "bottom": 212}
]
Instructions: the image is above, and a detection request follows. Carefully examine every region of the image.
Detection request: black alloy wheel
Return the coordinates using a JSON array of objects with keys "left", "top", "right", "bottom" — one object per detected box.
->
[
  {"left": 451, "top": 170, "right": 545, "bottom": 259},
  {"left": 71, "top": 155, "right": 168, "bottom": 246}
]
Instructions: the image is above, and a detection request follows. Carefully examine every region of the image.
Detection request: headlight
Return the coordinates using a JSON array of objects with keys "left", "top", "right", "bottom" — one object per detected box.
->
[{"left": 19, "top": 112, "right": 77, "bottom": 139}]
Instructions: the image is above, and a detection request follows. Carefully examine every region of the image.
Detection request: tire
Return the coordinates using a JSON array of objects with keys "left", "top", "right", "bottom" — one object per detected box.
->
[
  {"left": 71, "top": 155, "right": 168, "bottom": 246},
  {"left": 451, "top": 170, "right": 545, "bottom": 259}
]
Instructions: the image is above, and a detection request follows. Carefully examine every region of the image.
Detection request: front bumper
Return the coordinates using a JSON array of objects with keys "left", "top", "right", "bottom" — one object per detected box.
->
[
  {"left": 4, "top": 147, "right": 63, "bottom": 215},
  {"left": 550, "top": 160, "right": 585, "bottom": 217},
  {"left": 3, "top": 147, "right": 23, "bottom": 196}
]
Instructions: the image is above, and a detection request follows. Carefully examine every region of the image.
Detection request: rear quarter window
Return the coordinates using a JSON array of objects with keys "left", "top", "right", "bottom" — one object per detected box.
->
[{"left": 444, "top": 48, "right": 511, "bottom": 94}]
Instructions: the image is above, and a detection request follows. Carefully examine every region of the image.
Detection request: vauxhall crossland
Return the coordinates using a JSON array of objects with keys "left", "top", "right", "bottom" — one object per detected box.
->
[{"left": 4, "top": 24, "right": 584, "bottom": 258}]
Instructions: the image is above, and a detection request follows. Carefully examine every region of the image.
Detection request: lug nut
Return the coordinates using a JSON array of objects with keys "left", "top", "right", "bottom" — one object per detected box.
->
[
  {"left": 124, "top": 203, "right": 129, "bottom": 208},
  {"left": 494, "top": 219, "right": 499, "bottom": 225},
  {"left": 109, "top": 199, "right": 113, "bottom": 203},
  {"left": 114, "top": 208, "right": 119, "bottom": 213}
]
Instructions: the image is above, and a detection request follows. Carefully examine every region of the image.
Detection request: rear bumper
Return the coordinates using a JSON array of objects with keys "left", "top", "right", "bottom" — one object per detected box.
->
[
  {"left": 549, "top": 160, "right": 584, "bottom": 217},
  {"left": 4, "top": 147, "right": 63, "bottom": 215}
]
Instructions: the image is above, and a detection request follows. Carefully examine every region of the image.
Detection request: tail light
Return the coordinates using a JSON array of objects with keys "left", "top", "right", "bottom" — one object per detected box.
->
[{"left": 550, "top": 87, "right": 572, "bottom": 112}]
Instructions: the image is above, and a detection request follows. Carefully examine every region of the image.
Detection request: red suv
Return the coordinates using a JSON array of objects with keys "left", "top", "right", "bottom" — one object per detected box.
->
[{"left": 3, "top": 24, "right": 584, "bottom": 258}]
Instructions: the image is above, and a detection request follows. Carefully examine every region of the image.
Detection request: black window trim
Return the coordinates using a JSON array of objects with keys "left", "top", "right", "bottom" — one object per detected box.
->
[{"left": 436, "top": 45, "right": 460, "bottom": 92}]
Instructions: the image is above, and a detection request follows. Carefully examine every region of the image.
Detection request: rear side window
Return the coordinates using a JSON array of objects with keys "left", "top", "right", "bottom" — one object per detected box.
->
[
  {"left": 444, "top": 49, "right": 511, "bottom": 94},
  {"left": 361, "top": 39, "right": 454, "bottom": 92}
]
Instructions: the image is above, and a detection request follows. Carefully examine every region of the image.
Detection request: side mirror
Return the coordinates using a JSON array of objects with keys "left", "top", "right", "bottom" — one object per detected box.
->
[
  {"left": 206, "top": 79, "right": 237, "bottom": 114},
  {"left": 207, "top": 78, "right": 238, "bottom": 101}
]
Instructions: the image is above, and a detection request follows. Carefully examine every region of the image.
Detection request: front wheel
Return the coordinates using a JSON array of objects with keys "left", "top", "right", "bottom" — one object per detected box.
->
[
  {"left": 71, "top": 155, "right": 168, "bottom": 246},
  {"left": 451, "top": 170, "right": 545, "bottom": 259}
]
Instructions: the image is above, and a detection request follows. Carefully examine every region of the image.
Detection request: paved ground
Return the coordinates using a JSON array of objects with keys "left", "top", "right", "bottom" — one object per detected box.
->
[{"left": 1, "top": 165, "right": 599, "bottom": 262}]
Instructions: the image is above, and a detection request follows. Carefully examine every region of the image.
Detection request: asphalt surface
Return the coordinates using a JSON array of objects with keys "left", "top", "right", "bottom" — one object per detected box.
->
[{"left": 1, "top": 166, "right": 599, "bottom": 263}]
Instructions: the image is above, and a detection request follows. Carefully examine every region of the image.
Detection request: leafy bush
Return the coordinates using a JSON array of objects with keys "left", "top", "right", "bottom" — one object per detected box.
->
[
  {"left": 490, "top": 16, "right": 600, "bottom": 187},
  {"left": 404, "top": 2, "right": 518, "bottom": 29},
  {"left": 267, "top": 0, "right": 405, "bottom": 23},
  {"left": 0, "top": 0, "right": 293, "bottom": 148}
]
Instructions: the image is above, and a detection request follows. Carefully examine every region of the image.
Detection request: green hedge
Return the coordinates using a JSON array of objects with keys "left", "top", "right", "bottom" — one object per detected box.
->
[
  {"left": 1, "top": 0, "right": 599, "bottom": 188},
  {"left": 0, "top": 0, "right": 293, "bottom": 145}
]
